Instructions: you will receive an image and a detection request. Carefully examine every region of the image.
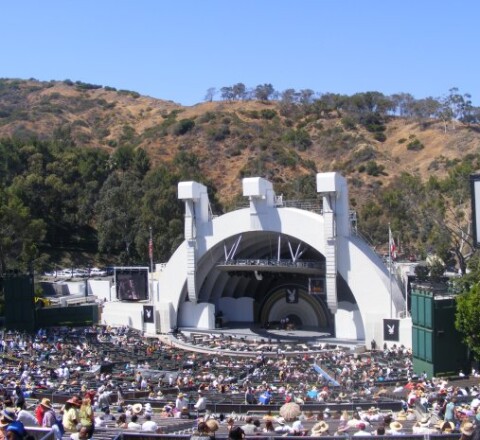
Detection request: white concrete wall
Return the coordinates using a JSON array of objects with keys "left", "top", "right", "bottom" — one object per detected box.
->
[
  {"left": 336, "top": 235, "right": 406, "bottom": 346},
  {"left": 335, "top": 301, "right": 365, "bottom": 340},
  {"left": 178, "top": 302, "right": 215, "bottom": 328},
  {"left": 88, "top": 280, "right": 112, "bottom": 302},
  {"left": 217, "top": 297, "right": 254, "bottom": 322},
  {"left": 101, "top": 301, "right": 145, "bottom": 328},
  {"left": 64, "top": 281, "right": 87, "bottom": 295}
]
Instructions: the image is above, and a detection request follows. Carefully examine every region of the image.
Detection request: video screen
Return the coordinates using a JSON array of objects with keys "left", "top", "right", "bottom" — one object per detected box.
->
[{"left": 115, "top": 269, "right": 148, "bottom": 301}]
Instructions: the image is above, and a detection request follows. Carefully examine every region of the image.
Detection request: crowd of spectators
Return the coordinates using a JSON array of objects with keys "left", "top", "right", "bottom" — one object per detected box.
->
[{"left": 0, "top": 325, "right": 479, "bottom": 440}]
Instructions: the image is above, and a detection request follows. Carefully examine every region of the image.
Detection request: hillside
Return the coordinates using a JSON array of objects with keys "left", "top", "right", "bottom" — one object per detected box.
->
[
  {"left": 1, "top": 79, "right": 479, "bottom": 204},
  {"left": 1, "top": 78, "right": 480, "bottom": 270}
]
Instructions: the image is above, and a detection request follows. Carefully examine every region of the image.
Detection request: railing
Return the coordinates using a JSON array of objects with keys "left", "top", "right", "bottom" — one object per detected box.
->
[
  {"left": 117, "top": 435, "right": 461, "bottom": 440},
  {"left": 234, "top": 199, "right": 322, "bottom": 213},
  {"left": 219, "top": 259, "right": 324, "bottom": 270}
]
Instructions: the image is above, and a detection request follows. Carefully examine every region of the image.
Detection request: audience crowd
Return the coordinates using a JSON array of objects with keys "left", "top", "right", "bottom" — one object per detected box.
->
[{"left": 0, "top": 325, "right": 479, "bottom": 440}]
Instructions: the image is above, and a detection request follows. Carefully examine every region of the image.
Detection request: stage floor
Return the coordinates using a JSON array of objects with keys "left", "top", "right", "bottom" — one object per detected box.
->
[{"left": 178, "top": 322, "right": 364, "bottom": 349}]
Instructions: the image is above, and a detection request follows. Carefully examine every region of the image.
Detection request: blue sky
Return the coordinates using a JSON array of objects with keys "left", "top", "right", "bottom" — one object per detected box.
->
[{"left": 1, "top": 0, "right": 479, "bottom": 106}]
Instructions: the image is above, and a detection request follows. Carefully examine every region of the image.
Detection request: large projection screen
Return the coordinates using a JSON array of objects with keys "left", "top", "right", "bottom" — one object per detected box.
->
[
  {"left": 115, "top": 267, "right": 149, "bottom": 301},
  {"left": 471, "top": 175, "right": 480, "bottom": 248}
]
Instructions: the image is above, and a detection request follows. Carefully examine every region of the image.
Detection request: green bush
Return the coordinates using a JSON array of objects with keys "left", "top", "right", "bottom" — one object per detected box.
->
[
  {"left": 75, "top": 81, "right": 102, "bottom": 90},
  {"left": 283, "top": 128, "right": 312, "bottom": 151},
  {"left": 398, "top": 138, "right": 407, "bottom": 144},
  {"left": 198, "top": 112, "right": 216, "bottom": 123},
  {"left": 406, "top": 138, "right": 424, "bottom": 151},
  {"left": 260, "top": 109, "right": 277, "bottom": 120},
  {"left": 374, "top": 132, "right": 387, "bottom": 142},
  {"left": 173, "top": 119, "right": 195, "bottom": 136},
  {"left": 118, "top": 89, "right": 140, "bottom": 98},
  {"left": 341, "top": 116, "right": 357, "bottom": 130},
  {"left": 365, "top": 160, "right": 386, "bottom": 176},
  {"left": 207, "top": 125, "right": 230, "bottom": 141}
]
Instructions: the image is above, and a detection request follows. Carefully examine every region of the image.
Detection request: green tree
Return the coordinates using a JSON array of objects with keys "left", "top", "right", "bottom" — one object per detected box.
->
[
  {"left": 232, "top": 83, "right": 247, "bottom": 100},
  {"left": 95, "top": 173, "right": 144, "bottom": 263},
  {"left": 0, "top": 190, "right": 46, "bottom": 273},
  {"left": 111, "top": 145, "right": 135, "bottom": 171},
  {"left": 254, "top": 84, "right": 275, "bottom": 101},
  {"left": 455, "top": 283, "right": 480, "bottom": 359},
  {"left": 204, "top": 87, "right": 216, "bottom": 102}
]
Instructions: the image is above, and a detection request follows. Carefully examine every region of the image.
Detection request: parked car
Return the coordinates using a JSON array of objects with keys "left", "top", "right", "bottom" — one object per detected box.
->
[
  {"left": 72, "top": 269, "right": 89, "bottom": 278},
  {"left": 57, "top": 269, "right": 73, "bottom": 279},
  {"left": 89, "top": 267, "right": 107, "bottom": 277}
]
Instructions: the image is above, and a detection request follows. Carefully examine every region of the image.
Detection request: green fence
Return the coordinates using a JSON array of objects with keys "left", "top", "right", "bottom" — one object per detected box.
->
[{"left": 36, "top": 304, "right": 99, "bottom": 327}]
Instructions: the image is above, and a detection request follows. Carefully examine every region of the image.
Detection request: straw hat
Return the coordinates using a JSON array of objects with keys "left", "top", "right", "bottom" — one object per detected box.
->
[
  {"left": 396, "top": 410, "right": 407, "bottom": 421},
  {"left": 178, "top": 393, "right": 184, "bottom": 398},
  {"left": 66, "top": 396, "right": 81, "bottom": 406},
  {"left": 1, "top": 409, "right": 17, "bottom": 423},
  {"left": 311, "top": 421, "right": 329, "bottom": 435},
  {"left": 440, "top": 421, "right": 455, "bottom": 433},
  {"left": 206, "top": 419, "right": 219, "bottom": 432},
  {"left": 132, "top": 403, "right": 143, "bottom": 414},
  {"left": 390, "top": 421, "right": 403, "bottom": 432},
  {"left": 40, "top": 398, "right": 53, "bottom": 410},
  {"left": 461, "top": 423, "right": 475, "bottom": 436},
  {"left": 419, "top": 417, "right": 430, "bottom": 427},
  {"left": 0, "top": 408, "right": 17, "bottom": 428}
]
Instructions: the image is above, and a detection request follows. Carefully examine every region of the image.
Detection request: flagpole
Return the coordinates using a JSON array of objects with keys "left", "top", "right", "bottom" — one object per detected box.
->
[
  {"left": 149, "top": 226, "right": 154, "bottom": 274},
  {"left": 149, "top": 226, "right": 154, "bottom": 306},
  {"left": 389, "top": 224, "right": 393, "bottom": 319}
]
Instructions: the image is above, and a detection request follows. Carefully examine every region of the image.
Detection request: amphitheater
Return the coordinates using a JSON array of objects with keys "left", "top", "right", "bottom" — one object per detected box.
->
[{"left": 102, "top": 172, "right": 412, "bottom": 349}]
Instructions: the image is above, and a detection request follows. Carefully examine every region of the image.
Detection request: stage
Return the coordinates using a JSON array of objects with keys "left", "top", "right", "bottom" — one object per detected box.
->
[{"left": 177, "top": 322, "right": 365, "bottom": 350}]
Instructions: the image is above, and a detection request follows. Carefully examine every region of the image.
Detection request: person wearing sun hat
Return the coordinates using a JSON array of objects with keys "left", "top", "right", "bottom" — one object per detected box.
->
[
  {"left": 40, "top": 398, "right": 63, "bottom": 440},
  {"left": 311, "top": 421, "right": 330, "bottom": 436},
  {"left": 131, "top": 404, "right": 143, "bottom": 416},
  {"left": 205, "top": 419, "right": 219, "bottom": 436},
  {"left": 63, "top": 396, "right": 81, "bottom": 433},
  {"left": 5, "top": 420, "right": 27, "bottom": 440},
  {"left": 389, "top": 421, "right": 404, "bottom": 434},
  {"left": 1, "top": 409, "right": 17, "bottom": 426},
  {"left": 0, "top": 408, "right": 17, "bottom": 439},
  {"left": 190, "top": 421, "right": 215, "bottom": 440},
  {"left": 460, "top": 422, "right": 476, "bottom": 439},
  {"left": 175, "top": 393, "right": 188, "bottom": 417}
]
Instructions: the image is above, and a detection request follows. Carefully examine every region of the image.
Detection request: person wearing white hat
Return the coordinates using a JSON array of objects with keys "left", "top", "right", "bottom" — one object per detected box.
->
[
  {"left": 144, "top": 403, "right": 153, "bottom": 417},
  {"left": 175, "top": 393, "right": 188, "bottom": 416},
  {"left": 413, "top": 417, "right": 435, "bottom": 435},
  {"left": 194, "top": 392, "right": 207, "bottom": 414}
]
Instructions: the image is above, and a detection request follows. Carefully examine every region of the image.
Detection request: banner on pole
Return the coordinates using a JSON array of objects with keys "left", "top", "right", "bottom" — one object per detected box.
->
[
  {"left": 309, "top": 278, "right": 324, "bottom": 295},
  {"left": 383, "top": 318, "right": 400, "bottom": 341}
]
